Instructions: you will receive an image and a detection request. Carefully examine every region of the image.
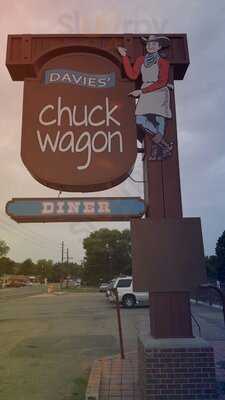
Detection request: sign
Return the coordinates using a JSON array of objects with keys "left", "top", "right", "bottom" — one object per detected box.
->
[
  {"left": 44, "top": 69, "right": 116, "bottom": 88},
  {"left": 17, "top": 46, "right": 137, "bottom": 192},
  {"left": 6, "top": 197, "right": 145, "bottom": 223},
  {"left": 6, "top": 34, "right": 189, "bottom": 193}
]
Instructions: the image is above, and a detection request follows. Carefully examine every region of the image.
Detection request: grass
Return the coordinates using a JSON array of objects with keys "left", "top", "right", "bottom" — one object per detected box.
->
[{"left": 71, "top": 375, "right": 89, "bottom": 399}]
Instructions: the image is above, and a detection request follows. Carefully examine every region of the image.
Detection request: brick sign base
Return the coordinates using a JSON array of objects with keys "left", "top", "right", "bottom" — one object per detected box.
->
[{"left": 138, "top": 335, "right": 218, "bottom": 400}]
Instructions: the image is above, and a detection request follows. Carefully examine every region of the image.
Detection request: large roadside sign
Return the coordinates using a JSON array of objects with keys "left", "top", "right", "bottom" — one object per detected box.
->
[{"left": 6, "top": 35, "right": 138, "bottom": 192}]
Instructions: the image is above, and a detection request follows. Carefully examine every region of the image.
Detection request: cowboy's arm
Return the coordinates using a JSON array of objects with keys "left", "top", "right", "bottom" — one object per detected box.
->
[
  {"left": 142, "top": 58, "right": 169, "bottom": 93},
  {"left": 122, "top": 56, "right": 144, "bottom": 80}
]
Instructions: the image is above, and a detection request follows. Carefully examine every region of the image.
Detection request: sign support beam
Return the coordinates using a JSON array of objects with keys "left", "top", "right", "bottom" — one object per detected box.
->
[{"left": 143, "top": 66, "right": 193, "bottom": 339}]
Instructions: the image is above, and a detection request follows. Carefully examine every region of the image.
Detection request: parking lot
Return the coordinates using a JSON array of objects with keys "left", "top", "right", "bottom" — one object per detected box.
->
[{"left": 0, "top": 286, "right": 224, "bottom": 400}]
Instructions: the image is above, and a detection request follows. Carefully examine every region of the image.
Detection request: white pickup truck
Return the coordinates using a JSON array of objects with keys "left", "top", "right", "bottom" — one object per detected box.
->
[{"left": 109, "top": 276, "right": 149, "bottom": 308}]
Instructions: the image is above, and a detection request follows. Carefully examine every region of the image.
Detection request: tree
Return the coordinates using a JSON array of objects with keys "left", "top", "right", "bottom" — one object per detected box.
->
[
  {"left": 17, "top": 258, "right": 36, "bottom": 275},
  {"left": 215, "top": 231, "right": 225, "bottom": 282},
  {"left": 61, "top": 262, "right": 83, "bottom": 279},
  {"left": 205, "top": 255, "right": 218, "bottom": 280},
  {"left": 0, "top": 257, "right": 16, "bottom": 276},
  {"left": 53, "top": 261, "right": 82, "bottom": 282},
  {"left": 0, "top": 240, "right": 10, "bottom": 258},
  {"left": 36, "top": 259, "right": 55, "bottom": 282},
  {"left": 82, "top": 228, "right": 132, "bottom": 285}
]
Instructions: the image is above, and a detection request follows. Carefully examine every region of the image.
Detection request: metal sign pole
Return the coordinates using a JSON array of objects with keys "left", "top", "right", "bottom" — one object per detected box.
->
[{"left": 113, "top": 288, "right": 125, "bottom": 360}]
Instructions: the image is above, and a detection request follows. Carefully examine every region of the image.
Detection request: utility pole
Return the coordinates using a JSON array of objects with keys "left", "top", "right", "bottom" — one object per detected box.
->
[
  {"left": 60, "top": 241, "right": 64, "bottom": 290},
  {"left": 61, "top": 241, "right": 64, "bottom": 263},
  {"left": 66, "top": 248, "right": 69, "bottom": 288},
  {"left": 66, "top": 248, "right": 73, "bottom": 288}
]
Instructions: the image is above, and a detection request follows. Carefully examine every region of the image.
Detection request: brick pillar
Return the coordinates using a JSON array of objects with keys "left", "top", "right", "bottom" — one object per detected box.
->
[{"left": 138, "top": 335, "right": 218, "bottom": 400}]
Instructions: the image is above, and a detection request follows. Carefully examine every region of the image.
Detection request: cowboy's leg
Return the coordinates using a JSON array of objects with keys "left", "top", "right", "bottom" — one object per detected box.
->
[
  {"left": 136, "top": 115, "right": 157, "bottom": 135},
  {"left": 154, "top": 115, "right": 170, "bottom": 147},
  {"left": 151, "top": 115, "right": 165, "bottom": 144},
  {"left": 136, "top": 115, "right": 158, "bottom": 159},
  {"left": 156, "top": 115, "right": 165, "bottom": 136},
  {"left": 155, "top": 115, "right": 173, "bottom": 152}
]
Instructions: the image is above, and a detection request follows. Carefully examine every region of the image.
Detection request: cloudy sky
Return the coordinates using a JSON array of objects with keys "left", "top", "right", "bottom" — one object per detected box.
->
[{"left": 0, "top": 0, "right": 225, "bottom": 263}]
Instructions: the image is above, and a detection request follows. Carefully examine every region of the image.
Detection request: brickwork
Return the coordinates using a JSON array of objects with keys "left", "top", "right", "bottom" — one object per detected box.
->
[
  {"left": 88, "top": 341, "right": 225, "bottom": 399},
  {"left": 99, "top": 353, "right": 140, "bottom": 400},
  {"left": 138, "top": 336, "right": 218, "bottom": 400}
]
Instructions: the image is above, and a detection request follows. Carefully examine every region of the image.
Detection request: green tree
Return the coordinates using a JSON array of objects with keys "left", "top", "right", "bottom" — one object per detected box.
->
[
  {"left": 0, "top": 257, "right": 16, "bottom": 276},
  {"left": 205, "top": 255, "right": 218, "bottom": 280},
  {"left": 215, "top": 231, "right": 225, "bottom": 282},
  {"left": 49, "top": 261, "right": 83, "bottom": 283},
  {"left": 83, "top": 228, "right": 132, "bottom": 285},
  {"left": 36, "top": 259, "right": 55, "bottom": 282},
  {"left": 61, "top": 262, "right": 83, "bottom": 279},
  {"left": 17, "top": 258, "right": 36, "bottom": 275},
  {"left": 0, "top": 240, "right": 10, "bottom": 258}
]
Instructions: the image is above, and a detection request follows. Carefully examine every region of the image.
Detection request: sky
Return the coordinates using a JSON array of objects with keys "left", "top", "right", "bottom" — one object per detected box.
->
[{"left": 0, "top": 0, "right": 225, "bottom": 263}]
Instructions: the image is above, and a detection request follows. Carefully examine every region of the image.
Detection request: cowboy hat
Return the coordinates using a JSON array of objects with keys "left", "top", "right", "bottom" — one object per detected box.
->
[{"left": 141, "top": 34, "right": 170, "bottom": 49}]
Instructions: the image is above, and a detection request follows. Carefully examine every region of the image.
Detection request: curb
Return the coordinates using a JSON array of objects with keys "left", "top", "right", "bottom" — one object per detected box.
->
[{"left": 85, "top": 360, "right": 102, "bottom": 400}]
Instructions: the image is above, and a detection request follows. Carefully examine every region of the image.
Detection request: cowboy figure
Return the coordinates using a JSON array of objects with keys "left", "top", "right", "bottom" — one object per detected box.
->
[{"left": 118, "top": 35, "right": 173, "bottom": 160}]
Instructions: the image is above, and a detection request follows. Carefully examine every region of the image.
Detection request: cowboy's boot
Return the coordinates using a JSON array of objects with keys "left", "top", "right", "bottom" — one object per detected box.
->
[{"left": 152, "top": 133, "right": 162, "bottom": 144}]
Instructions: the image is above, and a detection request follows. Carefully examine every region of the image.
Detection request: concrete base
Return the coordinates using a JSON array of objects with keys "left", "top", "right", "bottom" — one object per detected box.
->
[{"left": 138, "top": 334, "right": 218, "bottom": 400}]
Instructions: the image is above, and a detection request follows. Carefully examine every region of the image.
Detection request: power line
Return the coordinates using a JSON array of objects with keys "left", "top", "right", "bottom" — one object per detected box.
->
[
  {"left": 0, "top": 210, "right": 57, "bottom": 248},
  {"left": 0, "top": 210, "right": 56, "bottom": 245},
  {"left": 0, "top": 222, "right": 49, "bottom": 251},
  {"left": 0, "top": 214, "right": 55, "bottom": 251}
]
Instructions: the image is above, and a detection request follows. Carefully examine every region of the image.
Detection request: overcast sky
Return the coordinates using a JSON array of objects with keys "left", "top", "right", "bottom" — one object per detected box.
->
[{"left": 0, "top": 0, "right": 225, "bottom": 263}]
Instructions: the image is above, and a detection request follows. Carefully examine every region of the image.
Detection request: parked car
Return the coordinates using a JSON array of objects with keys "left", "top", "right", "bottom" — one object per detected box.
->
[
  {"left": 2, "top": 275, "right": 32, "bottom": 288},
  {"left": 99, "top": 282, "right": 109, "bottom": 292},
  {"left": 25, "top": 281, "right": 33, "bottom": 286},
  {"left": 6, "top": 281, "right": 27, "bottom": 288},
  {"left": 63, "top": 279, "right": 81, "bottom": 288},
  {"left": 109, "top": 276, "right": 149, "bottom": 308}
]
